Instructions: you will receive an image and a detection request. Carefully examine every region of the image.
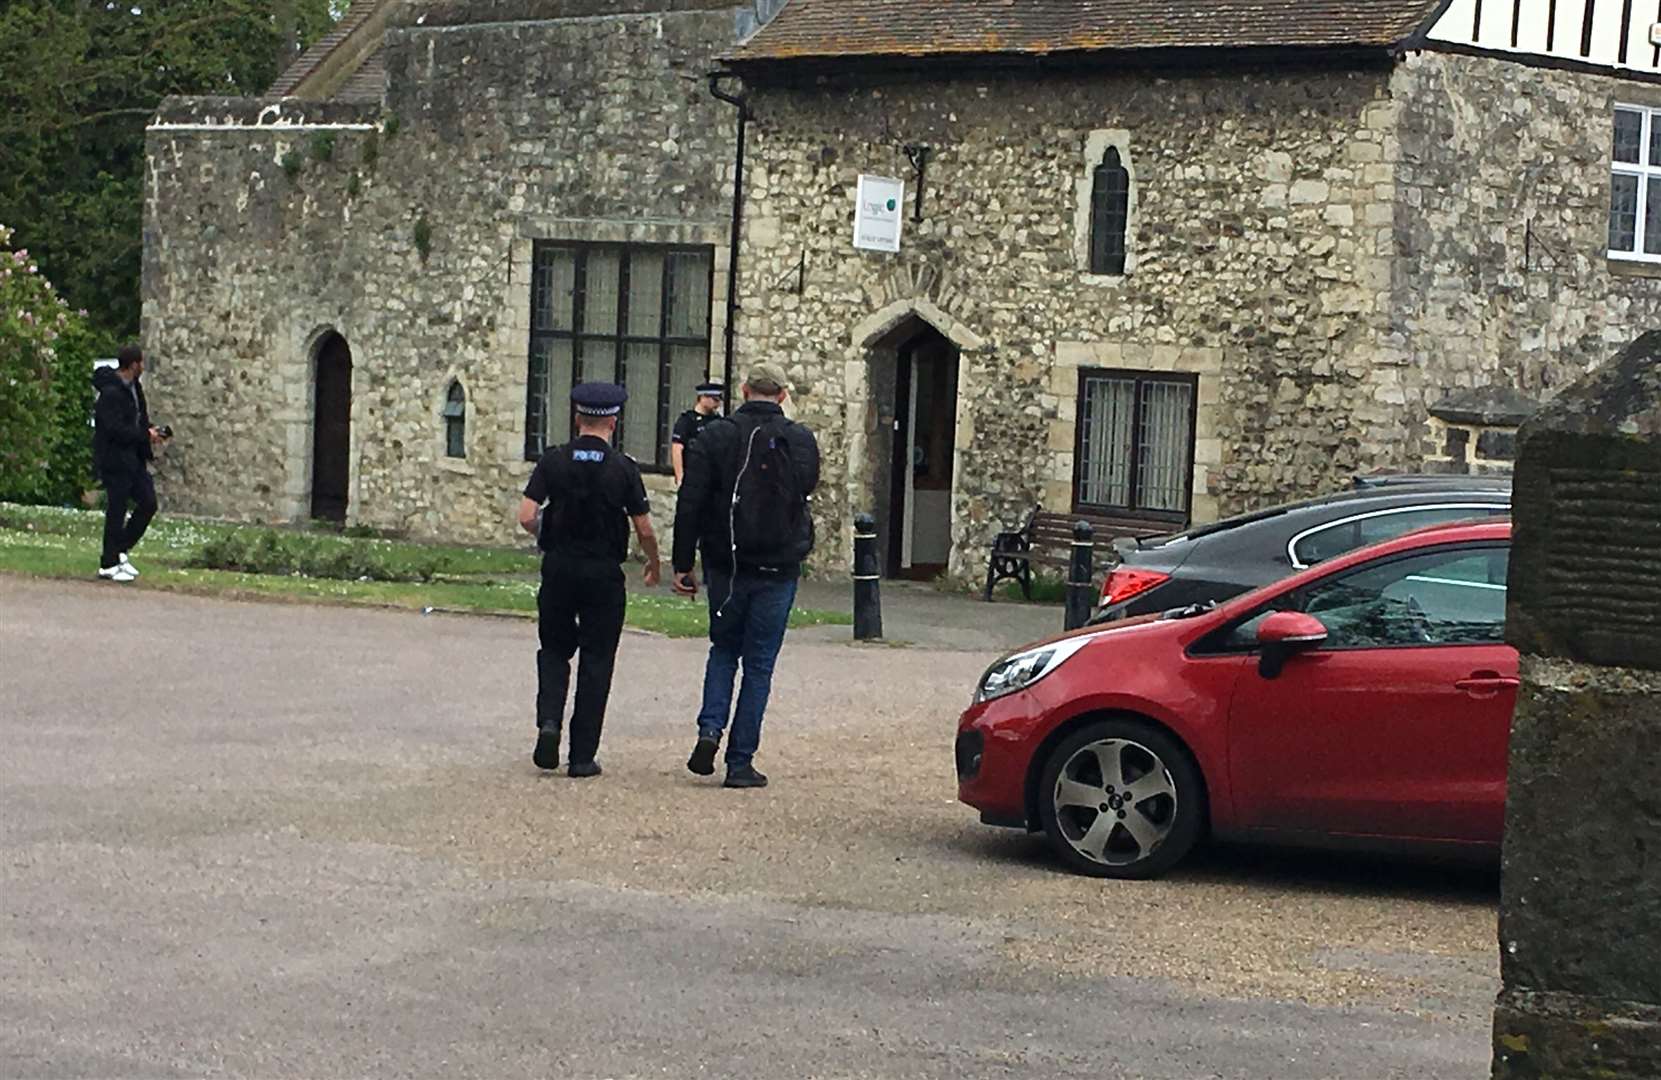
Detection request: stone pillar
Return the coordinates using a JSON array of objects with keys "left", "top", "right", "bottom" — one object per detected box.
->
[{"left": 1492, "top": 331, "right": 1661, "bottom": 1079}]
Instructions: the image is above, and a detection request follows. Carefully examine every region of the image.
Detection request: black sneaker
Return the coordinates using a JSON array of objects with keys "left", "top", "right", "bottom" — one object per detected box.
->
[
  {"left": 533, "top": 730, "right": 560, "bottom": 771},
  {"left": 568, "top": 760, "right": 602, "bottom": 779},
  {"left": 687, "top": 736, "right": 719, "bottom": 776},
  {"left": 723, "top": 765, "right": 768, "bottom": 789}
]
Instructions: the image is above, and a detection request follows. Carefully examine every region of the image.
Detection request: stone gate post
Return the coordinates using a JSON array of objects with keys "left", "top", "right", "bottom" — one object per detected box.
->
[{"left": 1492, "top": 331, "right": 1661, "bottom": 1079}]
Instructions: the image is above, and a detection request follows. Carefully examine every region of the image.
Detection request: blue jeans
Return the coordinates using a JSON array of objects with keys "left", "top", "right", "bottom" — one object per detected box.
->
[{"left": 696, "top": 570, "right": 797, "bottom": 769}]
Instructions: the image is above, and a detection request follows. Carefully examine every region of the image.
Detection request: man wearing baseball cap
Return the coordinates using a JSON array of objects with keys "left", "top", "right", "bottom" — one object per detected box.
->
[
  {"left": 671, "top": 364, "right": 820, "bottom": 788},
  {"left": 516, "top": 382, "right": 661, "bottom": 778}
]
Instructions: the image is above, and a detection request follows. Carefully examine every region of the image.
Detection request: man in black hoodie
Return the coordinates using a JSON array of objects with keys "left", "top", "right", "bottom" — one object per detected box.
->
[
  {"left": 671, "top": 363, "right": 819, "bottom": 789},
  {"left": 92, "top": 345, "right": 164, "bottom": 582}
]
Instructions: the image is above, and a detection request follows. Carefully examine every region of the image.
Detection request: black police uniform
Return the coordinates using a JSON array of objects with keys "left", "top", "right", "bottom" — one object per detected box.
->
[
  {"left": 671, "top": 382, "right": 725, "bottom": 454},
  {"left": 672, "top": 408, "right": 717, "bottom": 452},
  {"left": 523, "top": 386, "right": 649, "bottom": 769}
]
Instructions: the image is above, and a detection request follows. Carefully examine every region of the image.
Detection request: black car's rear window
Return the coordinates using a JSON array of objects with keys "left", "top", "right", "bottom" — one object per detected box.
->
[{"left": 1149, "top": 485, "right": 1511, "bottom": 548}]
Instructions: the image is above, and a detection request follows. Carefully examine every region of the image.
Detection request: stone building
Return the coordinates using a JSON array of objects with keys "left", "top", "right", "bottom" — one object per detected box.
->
[
  {"left": 144, "top": 0, "right": 749, "bottom": 543},
  {"left": 143, "top": 0, "right": 1661, "bottom": 579}
]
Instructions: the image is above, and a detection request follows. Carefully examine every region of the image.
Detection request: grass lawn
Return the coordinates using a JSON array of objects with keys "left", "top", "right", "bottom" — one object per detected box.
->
[{"left": 0, "top": 503, "right": 852, "bottom": 638}]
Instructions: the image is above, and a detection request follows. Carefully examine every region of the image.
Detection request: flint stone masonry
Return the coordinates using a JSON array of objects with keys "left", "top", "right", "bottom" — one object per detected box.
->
[
  {"left": 144, "top": 2, "right": 743, "bottom": 551},
  {"left": 1390, "top": 53, "right": 1661, "bottom": 424},
  {"left": 732, "top": 51, "right": 1659, "bottom": 576},
  {"left": 1492, "top": 331, "right": 1661, "bottom": 1080},
  {"left": 737, "top": 64, "right": 1404, "bottom": 575}
]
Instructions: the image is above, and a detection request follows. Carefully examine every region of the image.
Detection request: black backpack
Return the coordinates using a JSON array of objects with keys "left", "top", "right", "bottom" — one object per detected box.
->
[{"left": 729, "top": 415, "right": 810, "bottom": 566}]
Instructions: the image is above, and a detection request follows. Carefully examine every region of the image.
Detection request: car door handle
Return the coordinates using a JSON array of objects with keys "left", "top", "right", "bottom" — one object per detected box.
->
[{"left": 1456, "top": 673, "right": 1521, "bottom": 696}]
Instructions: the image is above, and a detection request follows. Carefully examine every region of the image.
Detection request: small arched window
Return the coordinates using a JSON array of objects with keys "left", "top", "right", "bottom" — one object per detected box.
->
[
  {"left": 1089, "top": 147, "right": 1130, "bottom": 276},
  {"left": 443, "top": 381, "right": 466, "bottom": 458}
]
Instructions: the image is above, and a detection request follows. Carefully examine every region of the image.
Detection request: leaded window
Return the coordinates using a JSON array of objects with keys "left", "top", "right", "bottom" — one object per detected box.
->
[
  {"left": 1610, "top": 105, "right": 1661, "bottom": 262},
  {"left": 443, "top": 381, "right": 466, "bottom": 458},
  {"left": 1089, "top": 147, "right": 1130, "bottom": 275},
  {"left": 525, "top": 242, "right": 713, "bottom": 465},
  {"left": 1074, "top": 369, "right": 1195, "bottom": 521}
]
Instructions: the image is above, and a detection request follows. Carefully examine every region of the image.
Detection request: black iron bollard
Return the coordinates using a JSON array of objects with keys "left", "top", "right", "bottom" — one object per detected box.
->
[
  {"left": 853, "top": 512, "right": 883, "bottom": 640},
  {"left": 1064, "top": 519, "right": 1095, "bottom": 631}
]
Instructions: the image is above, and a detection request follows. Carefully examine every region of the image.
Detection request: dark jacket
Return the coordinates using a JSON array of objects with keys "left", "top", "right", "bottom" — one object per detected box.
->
[
  {"left": 672, "top": 400, "right": 820, "bottom": 576},
  {"left": 92, "top": 366, "right": 152, "bottom": 477}
]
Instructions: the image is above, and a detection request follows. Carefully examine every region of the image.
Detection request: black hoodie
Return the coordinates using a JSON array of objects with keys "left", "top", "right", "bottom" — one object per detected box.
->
[
  {"left": 92, "top": 366, "right": 152, "bottom": 476},
  {"left": 671, "top": 400, "right": 820, "bottom": 577}
]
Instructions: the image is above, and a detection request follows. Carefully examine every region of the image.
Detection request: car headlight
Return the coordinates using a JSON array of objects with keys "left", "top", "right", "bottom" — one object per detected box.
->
[{"left": 975, "top": 637, "right": 1093, "bottom": 703}]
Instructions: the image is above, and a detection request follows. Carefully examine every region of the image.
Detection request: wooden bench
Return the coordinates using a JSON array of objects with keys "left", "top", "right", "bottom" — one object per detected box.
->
[{"left": 984, "top": 508, "right": 1178, "bottom": 601}]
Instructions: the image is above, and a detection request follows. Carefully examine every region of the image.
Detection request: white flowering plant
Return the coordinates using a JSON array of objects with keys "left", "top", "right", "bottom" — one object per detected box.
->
[{"left": 0, "top": 224, "right": 96, "bottom": 504}]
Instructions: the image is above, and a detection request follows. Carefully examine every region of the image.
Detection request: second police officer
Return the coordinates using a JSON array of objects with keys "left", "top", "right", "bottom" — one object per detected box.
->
[
  {"left": 516, "top": 382, "right": 661, "bottom": 778},
  {"left": 670, "top": 380, "right": 724, "bottom": 486}
]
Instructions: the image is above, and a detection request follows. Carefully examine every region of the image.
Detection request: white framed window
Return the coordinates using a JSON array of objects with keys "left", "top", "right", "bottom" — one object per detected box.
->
[
  {"left": 1610, "top": 104, "right": 1661, "bottom": 262},
  {"left": 1074, "top": 368, "right": 1195, "bottom": 522}
]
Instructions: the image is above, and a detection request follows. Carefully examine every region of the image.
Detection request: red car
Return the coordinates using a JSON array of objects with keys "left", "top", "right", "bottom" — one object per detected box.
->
[{"left": 956, "top": 519, "right": 1516, "bottom": 879}]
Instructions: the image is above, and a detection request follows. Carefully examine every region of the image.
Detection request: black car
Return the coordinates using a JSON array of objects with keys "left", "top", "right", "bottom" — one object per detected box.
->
[{"left": 1092, "top": 476, "right": 1512, "bottom": 621}]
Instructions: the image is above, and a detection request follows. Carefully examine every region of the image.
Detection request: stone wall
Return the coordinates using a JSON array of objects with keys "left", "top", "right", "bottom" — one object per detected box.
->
[
  {"left": 1390, "top": 51, "right": 1661, "bottom": 454},
  {"left": 1493, "top": 332, "right": 1661, "bottom": 1079},
  {"left": 1422, "top": 385, "right": 1542, "bottom": 475},
  {"left": 732, "top": 51, "right": 1661, "bottom": 577},
  {"left": 143, "top": 3, "right": 743, "bottom": 549},
  {"left": 734, "top": 62, "right": 1405, "bottom": 576}
]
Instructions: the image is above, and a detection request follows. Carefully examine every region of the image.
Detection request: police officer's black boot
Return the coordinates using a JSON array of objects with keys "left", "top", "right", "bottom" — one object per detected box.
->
[{"left": 533, "top": 727, "right": 561, "bottom": 771}]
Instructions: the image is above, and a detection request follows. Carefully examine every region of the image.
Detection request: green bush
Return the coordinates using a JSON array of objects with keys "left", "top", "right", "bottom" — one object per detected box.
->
[
  {"left": 195, "top": 528, "right": 449, "bottom": 582},
  {"left": 0, "top": 224, "right": 100, "bottom": 505}
]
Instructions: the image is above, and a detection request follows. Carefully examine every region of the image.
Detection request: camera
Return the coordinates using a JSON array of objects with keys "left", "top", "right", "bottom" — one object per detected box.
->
[{"left": 157, "top": 425, "right": 174, "bottom": 439}]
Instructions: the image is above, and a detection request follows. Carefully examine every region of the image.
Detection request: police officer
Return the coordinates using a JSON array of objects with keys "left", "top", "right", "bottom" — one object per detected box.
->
[
  {"left": 516, "top": 382, "right": 661, "bottom": 778},
  {"left": 670, "top": 380, "right": 725, "bottom": 486}
]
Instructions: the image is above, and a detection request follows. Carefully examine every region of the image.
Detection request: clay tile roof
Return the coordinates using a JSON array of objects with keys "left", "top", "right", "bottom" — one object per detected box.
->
[
  {"left": 332, "top": 49, "right": 388, "bottom": 104},
  {"left": 728, "top": 0, "right": 1447, "bottom": 62},
  {"left": 269, "top": 0, "right": 393, "bottom": 100}
]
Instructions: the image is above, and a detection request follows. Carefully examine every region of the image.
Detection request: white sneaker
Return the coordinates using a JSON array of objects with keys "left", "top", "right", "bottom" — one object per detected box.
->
[
  {"left": 118, "top": 553, "right": 139, "bottom": 578},
  {"left": 98, "top": 565, "right": 137, "bottom": 583}
]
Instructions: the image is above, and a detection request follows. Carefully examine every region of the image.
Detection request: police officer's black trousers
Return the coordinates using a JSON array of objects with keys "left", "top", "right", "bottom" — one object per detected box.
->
[{"left": 536, "top": 557, "right": 627, "bottom": 765}]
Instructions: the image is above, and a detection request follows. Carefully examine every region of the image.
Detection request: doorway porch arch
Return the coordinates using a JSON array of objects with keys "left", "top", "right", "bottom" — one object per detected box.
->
[{"left": 846, "top": 298, "right": 984, "bottom": 580}]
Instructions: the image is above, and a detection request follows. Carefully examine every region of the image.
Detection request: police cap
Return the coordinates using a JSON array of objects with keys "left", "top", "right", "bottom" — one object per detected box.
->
[
  {"left": 572, "top": 382, "right": 627, "bottom": 417},
  {"left": 695, "top": 381, "right": 725, "bottom": 399}
]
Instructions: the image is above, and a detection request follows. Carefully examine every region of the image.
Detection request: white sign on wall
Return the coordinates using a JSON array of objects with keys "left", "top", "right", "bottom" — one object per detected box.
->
[{"left": 853, "top": 174, "right": 905, "bottom": 253}]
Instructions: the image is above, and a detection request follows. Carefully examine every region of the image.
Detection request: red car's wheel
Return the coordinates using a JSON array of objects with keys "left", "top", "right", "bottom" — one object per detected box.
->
[{"left": 1036, "top": 719, "right": 1205, "bottom": 879}]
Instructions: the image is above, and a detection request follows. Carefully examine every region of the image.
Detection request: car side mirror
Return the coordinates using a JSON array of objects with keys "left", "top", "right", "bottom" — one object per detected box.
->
[{"left": 1256, "top": 611, "right": 1328, "bottom": 679}]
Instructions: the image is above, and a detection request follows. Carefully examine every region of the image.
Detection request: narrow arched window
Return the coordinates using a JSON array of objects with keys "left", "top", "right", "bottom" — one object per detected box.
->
[
  {"left": 444, "top": 381, "right": 466, "bottom": 458},
  {"left": 1089, "top": 147, "right": 1130, "bottom": 275}
]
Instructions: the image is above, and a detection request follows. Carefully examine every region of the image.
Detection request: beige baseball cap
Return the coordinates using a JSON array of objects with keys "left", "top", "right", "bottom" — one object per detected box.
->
[{"left": 744, "top": 363, "right": 789, "bottom": 395}]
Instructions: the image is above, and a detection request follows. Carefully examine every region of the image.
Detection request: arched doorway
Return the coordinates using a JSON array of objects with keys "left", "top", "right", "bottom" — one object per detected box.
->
[
  {"left": 310, "top": 332, "right": 352, "bottom": 523},
  {"left": 851, "top": 297, "right": 985, "bottom": 580},
  {"left": 885, "top": 325, "right": 959, "bottom": 579}
]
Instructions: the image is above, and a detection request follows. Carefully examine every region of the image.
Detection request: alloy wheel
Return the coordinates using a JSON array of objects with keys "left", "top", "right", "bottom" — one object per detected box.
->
[{"left": 1050, "top": 738, "right": 1179, "bottom": 868}]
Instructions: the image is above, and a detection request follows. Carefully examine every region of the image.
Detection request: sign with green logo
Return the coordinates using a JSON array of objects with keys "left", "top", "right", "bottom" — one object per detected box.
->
[{"left": 853, "top": 174, "right": 905, "bottom": 253}]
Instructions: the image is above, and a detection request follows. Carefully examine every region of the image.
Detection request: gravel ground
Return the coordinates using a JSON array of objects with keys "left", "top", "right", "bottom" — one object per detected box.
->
[{"left": 0, "top": 577, "right": 1499, "bottom": 1078}]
